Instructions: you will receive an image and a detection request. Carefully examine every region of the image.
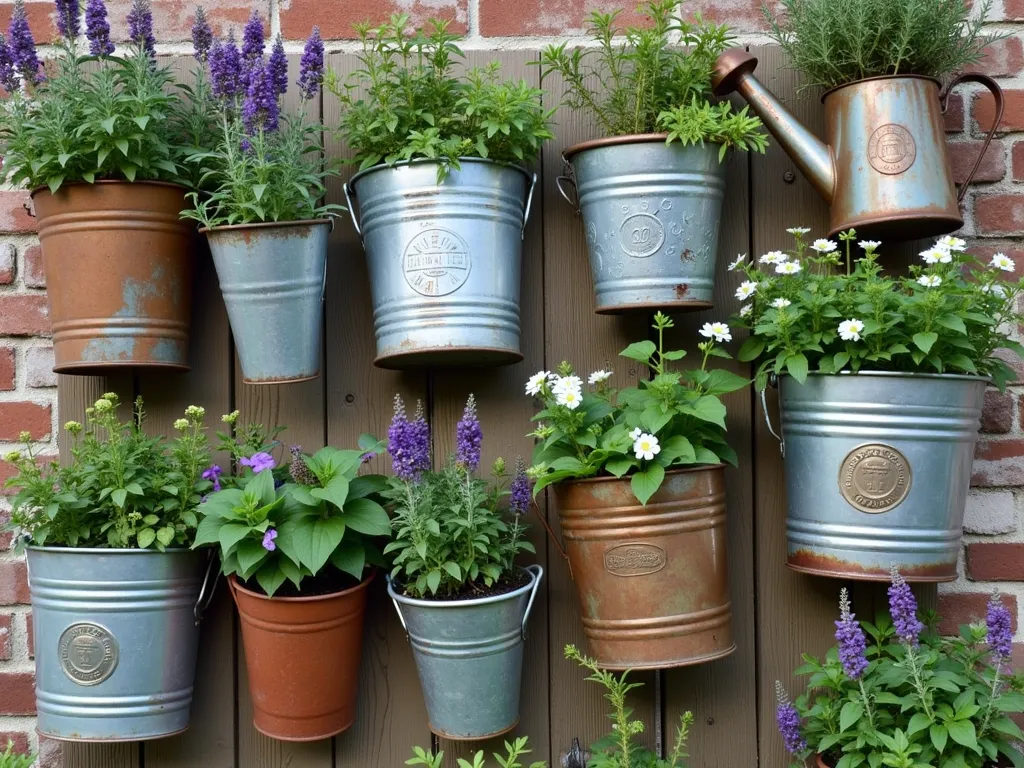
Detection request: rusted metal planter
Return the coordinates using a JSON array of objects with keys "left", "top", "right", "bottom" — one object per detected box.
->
[
  {"left": 230, "top": 572, "right": 372, "bottom": 742},
  {"left": 770, "top": 372, "right": 987, "bottom": 582},
  {"left": 387, "top": 565, "right": 543, "bottom": 740},
  {"left": 553, "top": 466, "right": 735, "bottom": 670},
  {"left": 558, "top": 135, "right": 726, "bottom": 313},
  {"left": 344, "top": 159, "right": 535, "bottom": 368},
  {"left": 712, "top": 49, "right": 1004, "bottom": 240},
  {"left": 32, "top": 181, "right": 194, "bottom": 373},
  {"left": 27, "top": 547, "right": 205, "bottom": 741},
  {"left": 203, "top": 219, "right": 329, "bottom": 385}
]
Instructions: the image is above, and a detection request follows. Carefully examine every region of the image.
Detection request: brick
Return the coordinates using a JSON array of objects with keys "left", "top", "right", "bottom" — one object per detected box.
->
[
  {"left": 965, "top": 37, "right": 1024, "bottom": 77},
  {"left": 0, "top": 243, "right": 13, "bottom": 286},
  {"left": 0, "top": 614, "right": 11, "bottom": 661},
  {"left": 964, "top": 489, "right": 1017, "bottom": 534},
  {"left": 0, "top": 191, "right": 36, "bottom": 234},
  {"left": 0, "top": 295, "right": 49, "bottom": 336},
  {"left": 0, "top": 511, "right": 10, "bottom": 551},
  {"left": 1004, "top": 0, "right": 1024, "bottom": 19},
  {"left": 938, "top": 592, "right": 1017, "bottom": 636},
  {"left": 27, "top": 612, "right": 33, "bottom": 659},
  {"left": 282, "top": 0, "right": 467, "bottom": 39},
  {"left": 981, "top": 388, "right": 1014, "bottom": 432},
  {"left": 0, "top": 2, "right": 58, "bottom": 44},
  {"left": 965, "top": 541, "right": 1024, "bottom": 580},
  {"left": 974, "top": 89, "right": 1024, "bottom": 134},
  {"left": 0, "top": 672, "right": 35, "bottom": 715},
  {"left": 0, "top": 347, "right": 14, "bottom": 392},
  {"left": 949, "top": 138, "right": 1005, "bottom": 185},
  {"left": 0, "top": 402, "right": 51, "bottom": 441},
  {"left": 972, "top": 437, "right": 1024, "bottom": 486},
  {"left": 22, "top": 244, "right": 45, "bottom": 289},
  {"left": 945, "top": 93, "right": 965, "bottom": 133},
  {"left": 0, "top": 561, "right": 29, "bottom": 605},
  {"left": 974, "top": 194, "right": 1024, "bottom": 236},
  {"left": 105, "top": 0, "right": 266, "bottom": 42},
  {"left": 25, "top": 346, "right": 56, "bottom": 389},
  {"left": 0, "top": 732, "right": 30, "bottom": 757}
]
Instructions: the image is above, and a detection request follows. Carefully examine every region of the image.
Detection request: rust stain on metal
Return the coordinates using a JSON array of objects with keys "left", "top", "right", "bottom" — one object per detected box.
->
[
  {"left": 787, "top": 549, "right": 956, "bottom": 583},
  {"left": 674, "top": 283, "right": 689, "bottom": 299},
  {"left": 680, "top": 248, "right": 694, "bottom": 262}
]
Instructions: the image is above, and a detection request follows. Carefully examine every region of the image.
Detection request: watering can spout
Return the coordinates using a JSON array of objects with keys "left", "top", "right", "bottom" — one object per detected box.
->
[{"left": 713, "top": 49, "right": 836, "bottom": 205}]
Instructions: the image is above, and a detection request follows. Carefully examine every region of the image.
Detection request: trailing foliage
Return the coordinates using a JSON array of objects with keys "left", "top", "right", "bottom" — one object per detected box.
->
[
  {"left": 526, "top": 313, "right": 746, "bottom": 506},
  {"left": 765, "top": 0, "right": 1000, "bottom": 90},
  {"left": 4, "top": 394, "right": 213, "bottom": 550},
  {"left": 328, "top": 15, "right": 554, "bottom": 179},
  {"left": 732, "top": 229, "right": 1024, "bottom": 391},
  {"left": 537, "top": 0, "right": 767, "bottom": 157}
]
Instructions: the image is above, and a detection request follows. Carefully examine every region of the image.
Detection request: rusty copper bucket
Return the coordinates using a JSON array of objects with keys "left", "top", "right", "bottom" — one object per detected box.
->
[
  {"left": 712, "top": 49, "right": 1004, "bottom": 240},
  {"left": 552, "top": 466, "right": 734, "bottom": 670},
  {"left": 32, "top": 181, "right": 194, "bottom": 374}
]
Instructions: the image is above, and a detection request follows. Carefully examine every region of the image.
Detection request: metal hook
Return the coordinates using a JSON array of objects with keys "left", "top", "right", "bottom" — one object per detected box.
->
[
  {"left": 521, "top": 564, "right": 544, "bottom": 640},
  {"left": 522, "top": 173, "right": 538, "bottom": 240},
  {"left": 194, "top": 551, "right": 220, "bottom": 626},
  {"left": 342, "top": 182, "right": 362, "bottom": 241},
  {"left": 760, "top": 385, "right": 785, "bottom": 458}
]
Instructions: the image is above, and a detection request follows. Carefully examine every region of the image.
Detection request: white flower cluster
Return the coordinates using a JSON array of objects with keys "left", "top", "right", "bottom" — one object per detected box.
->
[
  {"left": 628, "top": 428, "right": 661, "bottom": 461},
  {"left": 524, "top": 369, "right": 610, "bottom": 410}
]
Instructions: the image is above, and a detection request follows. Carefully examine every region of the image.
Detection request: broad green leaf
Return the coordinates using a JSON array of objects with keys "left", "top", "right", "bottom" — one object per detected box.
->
[
  {"left": 329, "top": 541, "right": 366, "bottom": 580},
  {"left": 913, "top": 332, "right": 938, "bottom": 353},
  {"left": 937, "top": 314, "right": 968, "bottom": 335},
  {"left": 247, "top": 470, "right": 277, "bottom": 508},
  {"left": 930, "top": 723, "right": 948, "bottom": 753},
  {"left": 279, "top": 555, "right": 304, "bottom": 588},
  {"left": 605, "top": 457, "right": 634, "bottom": 478},
  {"left": 218, "top": 523, "right": 252, "bottom": 554},
  {"left": 907, "top": 712, "right": 932, "bottom": 736},
  {"left": 310, "top": 474, "right": 350, "bottom": 510},
  {"left": 620, "top": 340, "right": 656, "bottom": 363},
  {"left": 254, "top": 562, "right": 287, "bottom": 597},
  {"left": 658, "top": 435, "right": 696, "bottom": 465},
  {"left": 946, "top": 719, "right": 977, "bottom": 750},
  {"left": 426, "top": 569, "right": 441, "bottom": 594},
  {"left": 137, "top": 528, "right": 156, "bottom": 548},
  {"left": 840, "top": 700, "right": 864, "bottom": 732},
  {"left": 631, "top": 463, "right": 666, "bottom": 506},
  {"left": 342, "top": 498, "right": 391, "bottom": 536},
  {"left": 291, "top": 515, "right": 346, "bottom": 574},
  {"left": 156, "top": 526, "right": 175, "bottom": 547},
  {"left": 252, "top": 184, "right": 267, "bottom": 202},
  {"left": 236, "top": 539, "right": 269, "bottom": 578},
  {"left": 192, "top": 515, "right": 225, "bottom": 547},
  {"left": 737, "top": 336, "right": 765, "bottom": 362},
  {"left": 683, "top": 396, "right": 727, "bottom": 429},
  {"left": 786, "top": 353, "right": 809, "bottom": 383}
]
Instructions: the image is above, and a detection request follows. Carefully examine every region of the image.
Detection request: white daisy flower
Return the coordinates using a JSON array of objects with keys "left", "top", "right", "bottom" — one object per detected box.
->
[
  {"left": 552, "top": 375, "right": 583, "bottom": 395},
  {"left": 838, "top": 319, "right": 865, "bottom": 342},
  {"left": 858, "top": 240, "right": 881, "bottom": 251},
  {"left": 629, "top": 427, "right": 643, "bottom": 441},
  {"left": 739, "top": 304, "right": 753, "bottom": 317},
  {"left": 771, "top": 298, "right": 792, "bottom": 309},
  {"left": 982, "top": 284, "right": 1008, "bottom": 297},
  {"left": 776, "top": 261, "right": 802, "bottom": 275},
  {"left": 759, "top": 251, "right": 787, "bottom": 265},
  {"left": 633, "top": 433, "right": 661, "bottom": 461},
  {"left": 920, "top": 247, "right": 950, "bottom": 265},
  {"left": 727, "top": 254, "right": 746, "bottom": 271},
  {"left": 735, "top": 281, "right": 758, "bottom": 300},
  {"left": 588, "top": 370, "right": 612, "bottom": 385},
  {"left": 786, "top": 227, "right": 811, "bottom": 236},
  {"left": 525, "top": 370, "right": 549, "bottom": 396},
  {"left": 990, "top": 252, "right": 1016, "bottom": 272},
  {"left": 699, "top": 321, "right": 732, "bottom": 343},
  {"left": 917, "top": 275, "right": 942, "bottom": 288},
  {"left": 810, "top": 239, "right": 837, "bottom": 253},
  {"left": 556, "top": 388, "right": 582, "bottom": 410},
  {"left": 936, "top": 236, "right": 967, "bottom": 252}
]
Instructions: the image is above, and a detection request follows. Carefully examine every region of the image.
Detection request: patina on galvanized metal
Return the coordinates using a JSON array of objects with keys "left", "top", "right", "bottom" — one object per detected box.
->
[
  {"left": 32, "top": 181, "right": 194, "bottom": 374},
  {"left": 712, "top": 49, "right": 1005, "bottom": 240},
  {"left": 387, "top": 564, "right": 543, "bottom": 740},
  {"left": 558, "top": 135, "right": 726, "bottom": 313},
  {"left": 553, "top": 467, "right": 734, "bottom": 671},
  {"left": 769, "top": 372, "right": 987, "bottom": 582},
  {"left": 27, "top": 547, "right": 205, "bottom": 741},
  {"left": 345, "top": 158, "right": 535, "bottom": 369},
  {"left": 203, "top": 219, "right": 329, "bottom": 385},
  {"left": 230, "top": 572, "right": 372, "bottom": 742}
]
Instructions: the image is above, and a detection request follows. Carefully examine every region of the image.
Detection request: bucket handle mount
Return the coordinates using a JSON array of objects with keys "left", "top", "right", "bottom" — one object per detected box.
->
[
  {"left": 342, "top": 181, "right": 362, "bottom": 242},
  {"left": 556, "top": 155, "right": 580, "bottom": 215},
  {"left": 760, "top": 376, "right": 785, "bottom": 458},
  {"left": 522, "top": 173, "right": 538, "bottom": 240},
  {"left": 194, "top": 551, "right": 221, "bottom": 626}
]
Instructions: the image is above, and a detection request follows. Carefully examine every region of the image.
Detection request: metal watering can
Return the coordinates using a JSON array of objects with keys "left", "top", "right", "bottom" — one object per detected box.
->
[{"left": 711, "top": 49, "right": 1004, "bottom": 240}]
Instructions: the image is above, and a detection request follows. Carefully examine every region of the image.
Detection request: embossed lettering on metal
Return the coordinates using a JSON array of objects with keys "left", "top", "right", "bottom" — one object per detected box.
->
[
  {"left": 867, "top": 124, "right": 917, "bottom": 175},
  {"left": 403, "top": 228, "right": 472, "bottom": 297},
  {"left": 604, "top": 543, "right": 667, "bottom": 577},
  {"left": 619, "top": 212, "right": 665, "bottom": 258},
  {"left": 839, "top": 443, "right": 912, "bottom": 514},
  {"left": 58, "top": 622, "right": 119, "bottom": 686}
]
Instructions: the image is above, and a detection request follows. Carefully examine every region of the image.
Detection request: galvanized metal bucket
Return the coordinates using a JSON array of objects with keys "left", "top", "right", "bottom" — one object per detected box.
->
[
  {"left": 344, "top": 159, "right": 536, "bottom": 369},
  {"left": 387, "top": 564, "right": 543, "bottom": 740},
  {"left": 27, "top": 547, "right": 210, "bottom": 741},
  {"left": 204, "top": 219, "right": 330, "bottom": 384},
  {"left": 764, "top": 372, "right": 987, "bottom": 581},
  {"left": 558, "top": 136, "right": 727, "bottom": 313}
]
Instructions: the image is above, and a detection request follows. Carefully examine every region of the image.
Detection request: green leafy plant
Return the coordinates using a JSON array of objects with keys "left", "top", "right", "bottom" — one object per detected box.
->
[
  {"left": 776, "top": 571, "right": 1024, "bottom": 768},
  {"left": 765, "top": 0, "right": 1001, "bottom": 91},
  {"left": 526, "top": 313, "right": 747, "bottom": 505},
  {"left": 0, "top": 740, "right": 34, "bottom": 768},
  {"left": 407, "top": 738, "right": 545, "bottom": 768},
  {"left": 537, "top": 0, "right": 767, "bottom": 158},
  {"left": 328, "top": 15, "right": 554, "bottom": 179},
  {"left": 193, "top": 435, "right": 390, "bottom": 596},
  {"left": 732, "top": 229, "right": 1024, "bottom": 391},
  {"left": 4, "top": 393, "right": 212, "bottom": 550}
]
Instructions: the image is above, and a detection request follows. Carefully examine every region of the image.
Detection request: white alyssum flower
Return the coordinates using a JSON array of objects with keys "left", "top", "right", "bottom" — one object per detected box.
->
[
  {"left": 787, "top": 227, "right": 811, "bottom": 236},
  {"left": 859, "top": 240, "right": 881, "bottom": 251},
  {"left": 920, "top": 247, "right": 951, "bottom": 265},
  {"left": 629, "top": 427, "right": 643, "bottom": 441},
  {"left": 633, "top": 433, "right": 661, "bottom": 461},
  {"left": 990, "top": 252, "right": 1016, "bottom": 272},
  {"left": 936, "top": 236, "right": 967, "bottom": 252},
  {"left": 739, "top": 304, "right": 753, "bottom": 317},
  {"left": 776, "top": 261, "right": 802, "bottom": 275},
  {"left": 810, "top": 239, "right": 837, "bottom": 253},
  {"left": 556, "top": 388, "right": 582, "bottom": 410},
  {"left": 525, "top": 370, "right": 549, "bottom": 396},
  {"left": 699, "top": 321, "right": 732, "bottom": 343},
  {"left": 771, "top": 298, "right": 792, "bottom": 309},
  {"left": 735, "top": 281, "right": 758, "bottom": 300},
  {"left": 759, "top": 251, "right": 787, "bottom": 265},
  {"left": 727, "top": 254, "right": 746, "bottom": 271},
  {"left": 588, "top": 370, "right": 612, "bottom": 385},
  {"left": 838, "top": 319, "right": 865, "bottom": 342},
  {"left": 917, "top": 275, "right": 942, "bottom": 288}
]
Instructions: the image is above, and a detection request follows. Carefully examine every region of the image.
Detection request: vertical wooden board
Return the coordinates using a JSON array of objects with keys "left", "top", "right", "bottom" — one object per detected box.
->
[
  {"left": 539, "top": 68, "right": 658, "bottom": 760},
  {"left": 322, "top": 51, "right": 433, "bottom": 768},
  {"left": 660, "top": 129, "right": 758, "bottom": 764},
  {"left": 62, "top": 743, "right": 138, "bottom": 767}
]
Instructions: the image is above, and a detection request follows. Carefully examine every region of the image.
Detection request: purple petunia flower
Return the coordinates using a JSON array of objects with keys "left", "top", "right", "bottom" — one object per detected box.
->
[
  {"left": 241, "top": 61, "right": 279, "bottom": 134},
  {"left": 509, "top": 457, "right": 531, "bottom": 516},
  {"left": 297, "top": 26, "right": 323, "bottom": 101},
  {"left": 888, "top": 566, "right": 923, "bottom": 647},
  {"left": 835, "top": 588, "right": 868, "bottom": 680},
  {"left": 987, "top": 593, "right": 1013, "bottom": 662},
  {"left": 240, "top": 451, "right": 275, "bottom": 474},
  {"left": 262, "top": 528, "right": 277, "bottom": 552},
  {"left": 8, "top": 1, "right": 42, "bottom": 85},
  {"left": 775, "top": 682, "right": 806, "bottom": 755},
  {"left": 191, "top": 6, "right": 212, "bottom": 63},
  {"left": 55, "top": 0, "right": 80, "bottom": 40},
  {"left": 267, "top": 35, "right": 287, "bottom": 96},
  {"left": 208, "top": 33, "right": 241, "bottom": 102},
  {"left": 455, "top": 394, "right": 483, "bottom": 472},
  {"left": 125, "top": 0, "right": 154, "bottom": 58},
  {"left": 84, "top": 0, "right": 113, "bottom": 56},
  {"left": 388, "top": 394, "right": 430, "bottom": 483},
  {"left": 201, "top": 464, "right": 223, "bottom": 492},
  {"left": 0, "top": 34, "right": 17, "bottom": 92}
]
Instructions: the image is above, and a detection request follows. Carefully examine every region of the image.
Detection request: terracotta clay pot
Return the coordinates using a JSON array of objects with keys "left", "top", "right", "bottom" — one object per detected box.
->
[
  {"left": 230, "top": 572, "right": 373, "bottom": 741},
  {"left": 552, "top": 465, "right": 735, "bottom": 670},
  {"left": 32, "top": 181, "right": 194, "bottom": 374}
]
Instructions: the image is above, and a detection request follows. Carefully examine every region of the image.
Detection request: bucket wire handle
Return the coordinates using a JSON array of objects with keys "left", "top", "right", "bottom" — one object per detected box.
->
[
  {"left": 385, "top": 573, "right": 409, "bottom": 638},
  {"left": 521, "top": 564, "right": 544, "bottom": 640},
  {"left": 760, "top": 378, "right": 785, "bottom": 458},
  {"left": 194, "top": 551, "right": 220, "bottom": 626},
  {"left": 941, "top": 73, "right": 1004, "bottom": 203},
  {"left": 319, "top": 218, "right": 334, "bottom": 302},
  {"left": 521, "top": 173, "right": 538, "bottom": 240},
  {"left": 555, "top": 154, "right": 580, "bottom": 215},
  {"left": 342, "top": 181, "right": 362, "bottom": 241}
]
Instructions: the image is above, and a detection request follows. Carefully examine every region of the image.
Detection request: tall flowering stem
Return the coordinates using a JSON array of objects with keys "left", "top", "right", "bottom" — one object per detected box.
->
[
  {"left": 55, "top": 0, "right": 80, "bottom": 40},
  {"left": 835, "top": 588, "right": 874, "bottom": 729},
  {"left": 980, "top": 593, "right": 1014, "bottom": 740},
  {"left": 126, "top": 0, "right": 155, "bottom": 58},
  {"left": 209, "top": 34, "right": 241, "bottom": 103},
  {"left": 191, "top": 6, "right": 212, "bottom": 63},
  {"left": 267, "top": 36, "right": 287, "bottom": 96},
  {"left": 775, "top": 682, "right": 807, "bottom": 756},
  {"left": 85, "top": 0, "right": 113, "bottom": 56},
  {"left": 0, "top": 34, "right": 16, "bottom": 92},
  {"left": 505, "top": 457, "right": 531, "bottom": 573},
  {"left": 455, "top": 394, "right": 482, "bottom": 472},
  {"left": 888, "top": 567, "right": 932, "bottom": 719},
  {"left": 297, "top": 26, "right": 323, "bottom": 101},
  {"left": 8, "top": 1, "right": 41, "bottom": 85}
]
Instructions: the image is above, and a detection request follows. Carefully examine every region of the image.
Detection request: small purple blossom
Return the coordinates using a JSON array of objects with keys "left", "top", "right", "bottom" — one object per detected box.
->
[
  {"left": 126, "top": 0, "right": 154, "bottom": 58},
  {"left": 888, "top": 567, "right": 923, "bottom": 646},
  {"left": 84, "top": 0, "right": 113, "bottom": 56},
  {"left": 55, "top": 0, "right": 80, "bottom": 40},
  {"left": 241, "top": 61, "right": 279, "bottom": 134},
  {"left": 208, "top": 33, "right": 241, "bottom": 102},
  {"left": 297, "top": 26, "right": 323, "bottom": 100},
  {"left": 987, "top": 593, "right": 1013, "bottom": 662},
  {"left": 360, "top": 452, "right": 376, "bottom": 465},
  {"left": 509, "top": 457, "right": 531, "bottom": 516},
  {"left": 388, "top": 394, "right": 430, "bottom": 483},
  {"left": 455, "top": 394, "right": 483, "bottom": 472},
  {"left": 775, "top": 682, "right": 806, "bottom": 755},
  {"left": 191, "top": 6, "right": 212, "bottom": 63},
  {"left": 262, "top": 528, "right": 277, "bottom": 552},
  {"left": 8, "top": 1, "right": 42, "bottom": 85},
  {"left": 201, "top": 464, "right": 223, "bottom": 492},
  {"left": 0, "top": 34, "right": 17, "bottom": 92},
  {"left": 267, "top": 35, "right": 287, "bottom": 95},
  {"left": 240, "top": 451, "right": 276, "bottom": 474},
  {"left": 835, "top": 588, "right": 868, "bottom": 680}
]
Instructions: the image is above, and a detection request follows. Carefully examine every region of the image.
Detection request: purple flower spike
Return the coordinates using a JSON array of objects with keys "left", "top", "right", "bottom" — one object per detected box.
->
[
  {"left": 987, "top": 593, "right": 1013, "bottom": 662},
  {"left": 297, "top": 25, "right": 323, "bottom": 100},
  {"left": 191, "top": 6, "right": 212, "bottom": 63},
  {"left": 240, "top": 451, "right": 276, "bottom": 474},
  {"left": 241, "top": 62, "right": 279, "bottom": 134},
  {"left": 835, "top": 588, "right": 868, "bottom": 680},
  {"left": 126, "top": 0, "right": 154, "bottom": 58},
  {"left": 455, "top": 394, "right": 483, "bottom": 472},
  {"left": 775, "top": 682, "right": 806, "bottom": 755},
  {"left": 0, "top": 34, "right": 17, "bottom": 91},
  {"left": 84, "top": 0, "right": 113, "bottom": 56},
  {"left": 262, "top": 528, "right": 277, "bottom": 552},
  {"left": 388, "top": 394, "right": 431, "bottom": 483},
  {"left": 888, "top": 566, "right": 923, "bottom": 646},
  {"left": 267, "top": 35, "right": 287, "bottom": 95},
  {"left": 241, "top": 9, "right": 264, "bottom": 63},
  {"left": 8, "top": 1, "right": 42, "bottom": 85},
  {"left": 509, "top": 457, "right": 531, "bottom": 516},
  {"left": 209, "top": 33, "right": 241, "bottom": 102},
  {"left": 55, "top": 0, "right": 80, "bottom": 40},
  {"left": 201, "top": 464, "right": 223, "bottom": 492}
]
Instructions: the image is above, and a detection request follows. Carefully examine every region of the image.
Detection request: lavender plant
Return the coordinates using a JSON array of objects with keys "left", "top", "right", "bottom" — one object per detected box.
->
[
  {"left": 382, "top": 394, "right": 535, "bottom": 599},
  {"left": 777, "top": 570, "right": 1024, "bottom": 768}
]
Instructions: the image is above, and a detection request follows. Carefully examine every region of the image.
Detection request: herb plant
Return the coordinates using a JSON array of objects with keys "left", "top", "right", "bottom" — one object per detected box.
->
[
  {"left": 776, "top": 570, "right": 1024, "bottom": 768},
  {"left": 537, "top": 0, "right": 767, "bottom": 159},
  {"left": 329, "top": 15, "right": 554, "bottom": 178},
  {"left": 183, "top": 13, "right": 340, "bottom": 227},
  {"left": 0, "top": 741, "right": 34, "bottom": 768},
  {"left": 4, "top": 394, "right": 213, "bottom": 550},
  {"left": 382, "top": 394, "right": 535, "bottom": 599},
  {"left": 526, "top": 313, "right": 747, "bottom": 505},
  {"left": 407, "top": 738, "right": 545, "bottom": 768},
  {"left": 765, "top": 0, "right": 999, "bottom": 91},
  {"left": 732, "top": 230, "right": 1024, "bottom": 391}
]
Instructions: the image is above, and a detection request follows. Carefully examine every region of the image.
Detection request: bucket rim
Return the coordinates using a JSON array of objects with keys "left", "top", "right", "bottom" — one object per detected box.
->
[
  {"left": 820, "top": 73, "right": 941, "bottom": 103},
  {"left": 779, "top": 370, "right": 991, "bottom": 385},
  {"left": 26, "top": 544, "right": 200, "bottom": 556},
  {"left": 199, "top": 217, "right": 333, "bottom": 235},
  {"left": 348, "top": 156, "right": 533, "bottom": 193},
  {"left": 229, "top": 569, "right": 375, "bottom": 603},
  {"left": 387, "top": 564, "right": 541, "bottom": 609},
  {"left": 562, "top": 133, "right": 723, "bottom": 160},
  {"left": 555, "top": 463, "right": 726, "bottom": 488},
  {"left": 30, "top": 179, "right": 189, "bottom": 199}
]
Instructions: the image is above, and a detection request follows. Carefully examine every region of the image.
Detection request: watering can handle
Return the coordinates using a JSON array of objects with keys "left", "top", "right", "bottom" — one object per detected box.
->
[
  {"left": 521, "top": 564, "right": 544, "bottom": 640},
  {"left": 522, "top": 173, "right": 538, "bottom": 240},
  {"left": 942, "top": 73, "right": 1004, "bottom": 203},
  {"left": 194, "top": 551, "right": 221, "bottom": 625},
  {"left": 342, "top": 182, "right": 362, "bottom": 241},
  {"left": 760, "top": 384, "right": 785, "bottom": 458}
]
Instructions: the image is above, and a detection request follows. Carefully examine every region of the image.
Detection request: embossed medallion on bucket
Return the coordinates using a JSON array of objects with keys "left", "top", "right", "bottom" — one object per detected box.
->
[
  {"left": 838, "top": 443, "right": 912, "bottom": 513},
  {"left": 58, "top": 623, "right": 119, "bottom": 686}
]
